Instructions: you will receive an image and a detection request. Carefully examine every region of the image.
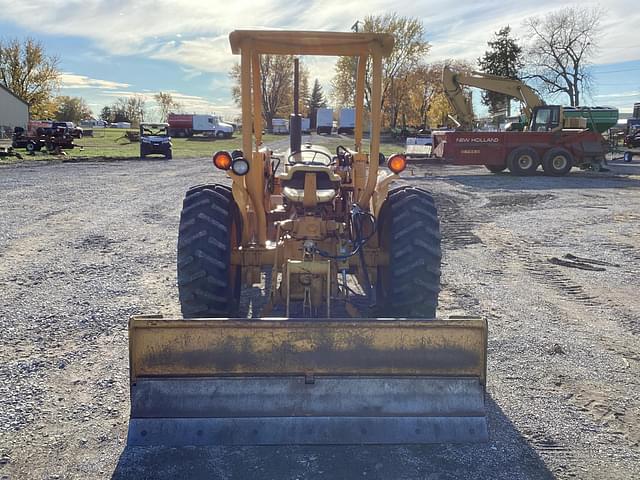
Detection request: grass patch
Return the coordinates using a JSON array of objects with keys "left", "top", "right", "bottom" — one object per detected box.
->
[{"left": 1, "top": 129, "right": 406, "bottom": 165}]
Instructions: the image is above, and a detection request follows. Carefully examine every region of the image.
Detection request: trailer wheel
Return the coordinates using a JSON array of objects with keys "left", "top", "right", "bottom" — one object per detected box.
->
[
  {"left": 542, "top": 148, "right": 573, "bottom": 176},
  {"left": 485, "top": 165, "right": 506, "bottom": 173},
  {"left": 376, "top": 186, "right": 441, "bottom": 318},
  {"left": 507, "top": 146, "right": 539, "bottom": 175},
  {"left": 26, "top": 141, "right": 37, "bottom": 153},
  {"left": 177, "top": 185, "right": 242, "bottom": 318}
]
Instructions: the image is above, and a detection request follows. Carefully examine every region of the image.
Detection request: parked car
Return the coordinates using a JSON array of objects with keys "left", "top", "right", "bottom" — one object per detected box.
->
[
  {"left": 140, "top": 123, "right": 172, "bottom": 159},
  {"left": 52, "top": 121, "right": 84, "bottom": 138}
]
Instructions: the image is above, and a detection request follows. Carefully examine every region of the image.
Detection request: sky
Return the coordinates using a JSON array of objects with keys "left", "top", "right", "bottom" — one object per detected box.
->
[{"left": 0, "top": 0, "right": 638, "bottom": 121}]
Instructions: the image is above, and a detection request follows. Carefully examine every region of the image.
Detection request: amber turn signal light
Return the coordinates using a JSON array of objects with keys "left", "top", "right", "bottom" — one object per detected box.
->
[
  {"left": 387, "top": 154, "right": 407, "bottom": 174},
  {"left": 213, "top": 151, "right": 232, "bottom": 170}
]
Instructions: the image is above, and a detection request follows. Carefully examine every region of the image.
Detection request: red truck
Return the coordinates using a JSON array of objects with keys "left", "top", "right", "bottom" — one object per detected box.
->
[
  {"left": 167, "top": 114, "right": 234, "bottom": 138},
  {"left": 431, "top": 106, "right": 608, "bottom": 176}
]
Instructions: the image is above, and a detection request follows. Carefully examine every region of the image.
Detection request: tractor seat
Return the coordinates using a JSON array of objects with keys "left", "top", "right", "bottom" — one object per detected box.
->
[{"left": 278, "top": 165, "right": 341, "bottom": 205}]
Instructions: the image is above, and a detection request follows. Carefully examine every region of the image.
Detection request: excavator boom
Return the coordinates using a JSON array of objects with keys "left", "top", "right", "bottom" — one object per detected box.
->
[{"left": 442, "top": 66, "right": 544, "bottom": 129}]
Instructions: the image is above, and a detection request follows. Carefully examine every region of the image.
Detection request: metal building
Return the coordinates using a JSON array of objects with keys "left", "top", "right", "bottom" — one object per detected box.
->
[{"left": 0, "top": 83, "right": 29, "bottom": 138}]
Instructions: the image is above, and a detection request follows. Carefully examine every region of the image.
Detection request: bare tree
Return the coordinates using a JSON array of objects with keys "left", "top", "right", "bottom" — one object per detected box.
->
[
  {"left": 113, "top": 95, "right": 147, "bottom": 125},
  {"left": 154, "top": 91, "right": 181, "bottom": 122},
  {"left": 0, "top": 37, "right": 60, "bottom": 118},
  {"left": 523, "top": 6, "right": 602, "bottom": 106}
]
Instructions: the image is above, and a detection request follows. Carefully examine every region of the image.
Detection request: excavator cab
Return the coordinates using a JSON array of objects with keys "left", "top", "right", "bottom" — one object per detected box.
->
[{"left": 530, "top": 106, "right": 562, "bottom": 132}]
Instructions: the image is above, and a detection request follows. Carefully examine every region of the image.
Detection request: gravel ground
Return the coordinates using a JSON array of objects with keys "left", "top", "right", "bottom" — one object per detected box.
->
[{"left": 1, "top": 148, "right": 639, "bottom": 480}]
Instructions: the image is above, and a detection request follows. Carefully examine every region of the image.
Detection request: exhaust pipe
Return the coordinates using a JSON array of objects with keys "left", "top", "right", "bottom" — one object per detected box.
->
[{"left": 290, "top": 57, "right": 302, "bottom": 153}]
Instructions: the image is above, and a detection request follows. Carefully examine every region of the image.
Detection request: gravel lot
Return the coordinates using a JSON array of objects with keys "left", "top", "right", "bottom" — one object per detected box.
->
[{"left": 1, "top": 147, "right": 639, "bottom": 479}]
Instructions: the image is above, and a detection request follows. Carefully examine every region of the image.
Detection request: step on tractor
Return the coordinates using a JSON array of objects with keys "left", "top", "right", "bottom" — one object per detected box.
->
[{"left": 126, "top": 30, "right": 488, "bottom": 446}]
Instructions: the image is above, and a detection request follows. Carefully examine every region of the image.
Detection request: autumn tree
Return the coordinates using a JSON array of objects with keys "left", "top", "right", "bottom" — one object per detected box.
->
[
  {"left": 307, "top": 79, "right": 327, "bottom": 128},
  {"left": 332, "top": 55, "right": 356, "bottom": 107},
  {"left": 0, "top": 38, "right": 60, "bottom": 118},
  {"left": 523, "top": 6, "right": 602, "bottom": 106},
  {"left": 154, "top": 91, "right": 181, "bottom": 122},
  {"left": 478, "top": 26, "right": 523, "bottom": 117},
  {"left": 331, "top": 13, "right": 430, "bottom": 128},
  {"left": 230, "top": 57, "right": 309, "bottom": 130},
  {"left": 54, "top": 96, "right": 92, "bottom": 123}
]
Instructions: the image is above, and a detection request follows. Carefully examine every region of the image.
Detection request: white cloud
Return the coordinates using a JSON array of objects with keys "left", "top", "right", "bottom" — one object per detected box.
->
[
  {"left": 593, "top": 91, "right": 640, "bottom": 99},
  {"left": 2, "top": 0, "right": 639, "bottom": 117},
  {"left": 180, "top": 66, "right": 203, "bottom": 81},
  {"left": 0, "top": 0, "right": 637, "bottom": 72},
  {"left": 59, "top": 73, "right": 130, "bottom": 90},
  {"left": 97, "top": 89, "right": 239, "bottom": 118},
  {"left": 150, "top": 35, "right": 234, "bottom": 73}
]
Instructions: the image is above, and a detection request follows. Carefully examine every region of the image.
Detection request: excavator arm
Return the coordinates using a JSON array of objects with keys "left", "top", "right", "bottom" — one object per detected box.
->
[{"left": 442, "top": 66, "right": 544, "bottom": 130}]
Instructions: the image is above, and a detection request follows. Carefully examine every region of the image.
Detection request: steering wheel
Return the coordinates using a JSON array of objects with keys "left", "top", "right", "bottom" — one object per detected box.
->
[
  {"left": 335, "top": 145, "right": 353, "bottom": 166},
  {"left": 336, "top": 145, "right": 349, "bottom": 158},
  {"left": 287, "top": 149, "right": 333, "bottom": 166}
]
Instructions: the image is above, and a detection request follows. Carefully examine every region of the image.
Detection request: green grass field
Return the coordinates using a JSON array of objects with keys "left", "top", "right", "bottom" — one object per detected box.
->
[{"left": 1, "top": 128, "right": 405, "bottom": 164}]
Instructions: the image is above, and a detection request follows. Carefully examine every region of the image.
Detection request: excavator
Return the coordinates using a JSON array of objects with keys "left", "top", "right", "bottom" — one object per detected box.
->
[
  {"left": 432, "top": 66, "right": 618, "bottom": 175},
  {"left": 125, "top": 30, "right": 489, "bottom": 446},
  {"left": 441, "top": 66, "right": 618, "bottom": 134}
]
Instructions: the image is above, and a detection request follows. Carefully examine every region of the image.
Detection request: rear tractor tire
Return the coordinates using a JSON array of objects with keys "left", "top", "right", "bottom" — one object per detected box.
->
[
  {"left": 376, "top": 186, "right": 441, "bottom": 318},
  {"left": 507, "top": 146, "right": 539, "bottom": 175},
  {"left": 542, "top": 148, "right": 573, "bottom": 176},
  {"left": 177, "top": 184, "right": 242, "bottom": 318}
]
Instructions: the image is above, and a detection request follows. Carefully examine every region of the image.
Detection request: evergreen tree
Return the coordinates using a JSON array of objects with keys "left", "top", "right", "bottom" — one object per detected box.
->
[
  {"left": 307, "top": 79, "right": 327, "bottom": 128},
  {"left": 478, "top": 26, "right": 523, "bottom": 117},
  {"left": 100, "top": 106, "right": 113, "bottom": 123}
]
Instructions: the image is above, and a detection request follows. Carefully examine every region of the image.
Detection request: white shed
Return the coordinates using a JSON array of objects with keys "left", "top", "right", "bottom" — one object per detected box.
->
[{"left": 0, "top": 83, "right": 29, "bottom": 136}]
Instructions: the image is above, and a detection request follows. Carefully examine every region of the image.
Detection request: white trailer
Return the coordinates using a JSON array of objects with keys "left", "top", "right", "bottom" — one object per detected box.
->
[
  {"left": 405, "top": 134, "right": 433, "bottom": 160},
  {"left": 338, "top": 108, "right": 355, "bottom": 135},
  {"left": 272, "top": 118, "right": 289, "bottom": 134},
  {"left": 301, "top": 117, "right": 311, "bottom": 133},
  {"left": 316, "top": 108, "right": 333, "bottom": 135}
]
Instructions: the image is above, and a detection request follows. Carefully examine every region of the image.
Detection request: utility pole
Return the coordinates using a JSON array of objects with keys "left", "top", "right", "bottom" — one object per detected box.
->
[{"left": 351, "top": 21, "right": 361, "bottom": 33}]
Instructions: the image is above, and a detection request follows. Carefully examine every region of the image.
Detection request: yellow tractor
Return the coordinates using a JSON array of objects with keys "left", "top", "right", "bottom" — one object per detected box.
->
[{"left": 127, "top": 30, "right": 488, "bottom": 445}]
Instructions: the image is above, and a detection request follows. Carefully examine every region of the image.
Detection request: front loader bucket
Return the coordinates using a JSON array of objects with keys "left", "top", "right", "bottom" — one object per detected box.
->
[{"left": 127, "top": 315, "right": 488, "bottom": 446}]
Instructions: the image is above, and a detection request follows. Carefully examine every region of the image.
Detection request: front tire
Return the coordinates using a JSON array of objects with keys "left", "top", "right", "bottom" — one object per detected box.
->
[
  {"left": 507, "top": 146, "right": 539, "bottom": 175},
  {"left": 376, "top": 186, "right": 441, "bottom": 318},
  {"left": 177, "top": 185, "right": 242, "bottom": 318}
]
